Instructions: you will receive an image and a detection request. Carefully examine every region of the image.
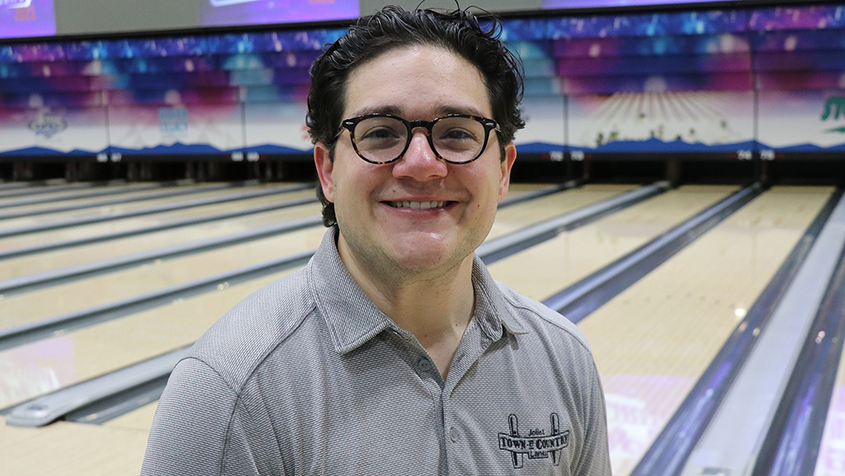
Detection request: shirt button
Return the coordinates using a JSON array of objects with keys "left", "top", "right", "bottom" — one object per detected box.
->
[
  {"left": 450, "top": 427, "right": 459, "bottom": 443},
  {"left": 417, "top": 358, "right": 433, "bottom": 372}
]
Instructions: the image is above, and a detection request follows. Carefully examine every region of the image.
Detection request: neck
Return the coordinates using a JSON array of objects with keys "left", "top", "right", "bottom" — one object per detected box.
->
[{"left": 336, "top": 234, "right": 475, "bottom": 379}]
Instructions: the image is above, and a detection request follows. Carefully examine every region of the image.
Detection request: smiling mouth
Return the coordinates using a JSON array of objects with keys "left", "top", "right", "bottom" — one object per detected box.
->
[{"left": 386, "top": 200, "right": 449, "bottom": 210}]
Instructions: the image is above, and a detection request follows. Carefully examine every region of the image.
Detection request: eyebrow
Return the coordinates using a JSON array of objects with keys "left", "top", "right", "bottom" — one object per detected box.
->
[{"left": 348, "top": 104, "right": 490, "bottom": 119}]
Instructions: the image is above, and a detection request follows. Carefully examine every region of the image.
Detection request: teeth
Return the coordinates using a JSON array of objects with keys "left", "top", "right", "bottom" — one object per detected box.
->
[{"left": 392, "top": 201, "right": 446, "bottom": 209}]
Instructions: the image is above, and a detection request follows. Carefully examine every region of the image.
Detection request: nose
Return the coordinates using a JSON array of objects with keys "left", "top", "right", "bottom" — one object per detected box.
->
[{"left": 391, "top": 129, "right": 448, "bottom": 181}]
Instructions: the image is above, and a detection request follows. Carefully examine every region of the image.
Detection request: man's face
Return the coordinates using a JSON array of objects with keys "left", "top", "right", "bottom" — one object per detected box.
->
[{"left": 315, "top": 45, "right": 516, "bottom": 281}]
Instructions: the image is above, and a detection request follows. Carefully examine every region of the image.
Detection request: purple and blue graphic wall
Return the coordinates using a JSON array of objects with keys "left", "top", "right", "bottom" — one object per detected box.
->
[{"left": 0, "top": 3, "right": 844, "bottom": 160}]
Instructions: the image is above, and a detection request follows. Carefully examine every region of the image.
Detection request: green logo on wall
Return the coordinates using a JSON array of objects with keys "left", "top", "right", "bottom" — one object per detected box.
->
[{"left": 821, "top": 97, "right": 845, "bottom": 133}]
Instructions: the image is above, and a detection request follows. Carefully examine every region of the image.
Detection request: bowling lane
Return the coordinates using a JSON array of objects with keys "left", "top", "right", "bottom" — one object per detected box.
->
[
  {"left": 0, "top": 181, "right": 80, "bottom": 196},
  {"left": 0, "top": 201, "right": 322, "bottom": 279},
  {"left": 566, "top": 186, "right": 831, "bottom": 476},
  {"left": 0, "top": 186, "right": 125, "bottom": 210},
  {"left": 0, "top": 268, "right": 296, "bottom": 410},
  {"left": 0, "top": 187, "right": 317, "bottom": 252},
  {"left": 0, "top": 182, "right": 117, "bottom": 204},
  {"left": 0, "top": 182, "right": 289, "bottom": 230},
  {"left": 0, "top": 182, "right": 224, "bottom": 220},
  {"left": 0, "top": 225, "right": 327, "bottom": 330},
  {"left": 488, "top": 184, "right": 637, "bottom": 240},
  {"left": 488, "top": 185, "right": 738, "bottom": 301}
]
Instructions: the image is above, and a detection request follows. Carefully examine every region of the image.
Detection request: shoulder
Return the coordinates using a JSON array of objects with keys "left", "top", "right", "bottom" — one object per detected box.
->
[
  {"left": 495, "top": 280, "right": 593, "bottom": 354},
  {"left": 185, "top": 265, "right": 318, "bottom": 392}
]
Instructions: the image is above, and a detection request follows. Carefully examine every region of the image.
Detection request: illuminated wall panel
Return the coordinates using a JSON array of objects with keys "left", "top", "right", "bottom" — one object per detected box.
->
[
  {"left": 0, "top": 2, "right": 842, "bottom": 159},
  {"left": 546, "top": 9, "right": 746, "bottom": 39},
  {"left": 517, "top": 95, "right": 566, "bottom": 155},
  {"left": 758, "top": 89, "right": 845, "bottom": 152},
  {"left": 108, "top": 104, "right": 244, "bottom": 155},
  {"left": 568, "top": 91, "right": 754, "bottom": 153},
  {"left": 244, "top": 101, "right": 312, "bottom": 155},
  {"left": 0, "top": 106, "right": 107, "bottom": 155}
]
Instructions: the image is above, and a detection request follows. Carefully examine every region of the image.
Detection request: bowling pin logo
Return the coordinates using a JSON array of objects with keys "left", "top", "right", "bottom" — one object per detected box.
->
[{"left": 497, "top": 413, "right": 569, "bottom": 468}]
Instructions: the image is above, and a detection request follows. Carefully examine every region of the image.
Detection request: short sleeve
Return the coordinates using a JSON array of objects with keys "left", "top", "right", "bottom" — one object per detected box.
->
[{"left": 141, "top": 357, "right": 258, "bottom": 476}]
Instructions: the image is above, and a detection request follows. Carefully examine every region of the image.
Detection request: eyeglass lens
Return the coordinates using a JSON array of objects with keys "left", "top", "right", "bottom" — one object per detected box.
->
[{"left": 353, "top": 116, "right": 487, "bottom": 163}]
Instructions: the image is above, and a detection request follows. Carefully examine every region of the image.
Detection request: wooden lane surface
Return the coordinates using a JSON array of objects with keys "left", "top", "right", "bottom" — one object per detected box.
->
[
  {"left": 0, "top": 188, "right": 317, "bottom": 253},
  {"left": 0, "top": 182, "right": 251, "bottom": 226},
  {"left": 569, "top": 186, "right": 832, "bottom": 476},
  {"left": 0, "top": 416, "right": 149, "bottom": 476},
  {"left": 0, "top": 183, "right": 184, "bottom": 216},
  {"left": 0, "top": 182, "right": 136, "bottom": 206},
  {"left": 0, "top": 183, "right": 287, "bottom": 231},
  {"left": 0, "top": 226, "right": 327, "bottom": 331},
  {"left": 488, "top": 185, "right": 738, "bottom": 301},
  {"left": 0, "top": 187, "right": 114, "bottom": 209},
  {"left": 0, "top": 182, "right": 90, "bottom": 198},
  {"left": 488, "top": 184, "right": 637, "bottom": 240},
  {"left": 0, "top": 201, "right": 322, "bottom": 279}
]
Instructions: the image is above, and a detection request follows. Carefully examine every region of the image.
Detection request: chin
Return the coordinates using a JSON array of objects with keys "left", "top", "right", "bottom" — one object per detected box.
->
[{"left": 387, "top": 241, "right": 471, "bottom": 274}]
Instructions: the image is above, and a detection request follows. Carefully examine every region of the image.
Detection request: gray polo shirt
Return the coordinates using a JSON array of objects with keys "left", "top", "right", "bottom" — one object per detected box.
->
[{"left": 142, "top": 228, "right": 611, "bottom": 476}]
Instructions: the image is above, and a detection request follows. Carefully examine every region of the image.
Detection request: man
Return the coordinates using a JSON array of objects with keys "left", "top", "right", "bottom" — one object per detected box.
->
[{"left": 142, "top": 6, "right": 611, "bottom": 475}]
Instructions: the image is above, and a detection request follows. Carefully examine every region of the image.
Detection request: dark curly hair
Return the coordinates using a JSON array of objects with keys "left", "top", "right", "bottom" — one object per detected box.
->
[{"left": 307, "top": 6, "right": 525, "bottom": 227}]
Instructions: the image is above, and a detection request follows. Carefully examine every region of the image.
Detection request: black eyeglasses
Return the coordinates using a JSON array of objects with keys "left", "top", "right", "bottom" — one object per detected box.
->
[{"left": 340, "top": 113, "right": 500, "bottom": 165}]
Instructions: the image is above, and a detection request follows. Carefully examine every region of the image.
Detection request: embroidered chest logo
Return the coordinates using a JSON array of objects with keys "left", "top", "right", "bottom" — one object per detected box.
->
[{"left": 498, "top": 413, "right": 569, "bottom": 468}]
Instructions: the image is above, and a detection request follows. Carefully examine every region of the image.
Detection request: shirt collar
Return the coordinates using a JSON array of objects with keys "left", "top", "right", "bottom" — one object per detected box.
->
[{"left": 309, "top": 228, "right": 526, "bottom": 355}]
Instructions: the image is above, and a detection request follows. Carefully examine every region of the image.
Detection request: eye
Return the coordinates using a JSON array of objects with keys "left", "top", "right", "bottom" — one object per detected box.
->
[
  {"left": 362, "top": 127, "right": 400, "bottom": 140},
  {"left": 355, "top": 117, "right": 405, "bottom": 142},
  {"left": 432, "top": 117, "right": 485, "bottom": 147},
  {"left": 439, "top": 128, "right": 477, "bottom": 142}
]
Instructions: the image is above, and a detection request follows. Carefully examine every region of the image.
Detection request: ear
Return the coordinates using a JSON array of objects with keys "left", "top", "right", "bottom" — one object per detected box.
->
[
  {"left": 498, "top": 141, "right": 517, "bottom": 201},
  {"left": 314, "top": 142, "right": 335, "bottom": 202}
]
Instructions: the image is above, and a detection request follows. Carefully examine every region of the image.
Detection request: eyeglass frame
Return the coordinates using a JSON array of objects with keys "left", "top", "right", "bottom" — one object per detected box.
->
[{"left": 339, "top": 113, "right": 502, "bottom": 165}]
